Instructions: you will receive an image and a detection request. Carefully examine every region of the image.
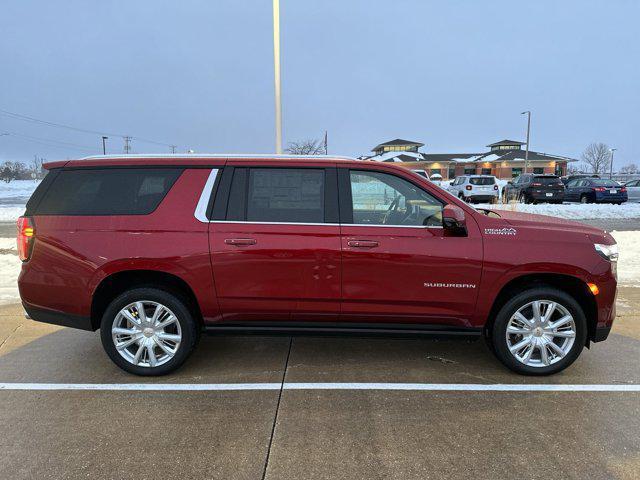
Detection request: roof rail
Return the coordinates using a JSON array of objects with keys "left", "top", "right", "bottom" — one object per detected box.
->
[{"left": 78, "top": 153, "right": 358, "bottom": 161}]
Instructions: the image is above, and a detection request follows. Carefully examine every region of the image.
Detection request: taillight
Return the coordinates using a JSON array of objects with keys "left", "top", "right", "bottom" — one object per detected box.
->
[
  {"left": 621, "top": 187, "right": 627, "bottom": 192},
  {"left": 17, "top": 216, "right": 35, "bottom": 262},
  {"left": 465, "top": 185, "right": 472, "bottom": 191},
  {"left": 594, "top": 187, "right": 606, "bottom": 192},
  {"left": 493, "top": 185, "right": 499, "bottom": 190}
]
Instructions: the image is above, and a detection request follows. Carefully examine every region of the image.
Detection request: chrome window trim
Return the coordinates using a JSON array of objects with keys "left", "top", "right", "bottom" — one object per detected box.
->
[
  {"left": 194, "top": 169, "right": 220, "bottom": 223},
  {"left": 208, "top": 220, "right": 442, "bottom": 229}
]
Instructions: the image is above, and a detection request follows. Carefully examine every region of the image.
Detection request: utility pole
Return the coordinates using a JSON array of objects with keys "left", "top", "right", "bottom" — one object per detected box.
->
[
  {"left": 273, "top": 0, "right": 283, "bottom": 154},
  {"left": 324, "top": 131, "right": 328, "bottom": 155},
  {"left": 521, "top": 111, "right": 531, "bottom": 173},
  {"left": 609, "top": 148, "right": 617, "bottom": 179},
  {"left": 170, "top": 145, "right": 177, "bottom": 154},
  {"left": 102, "top": 136, "right": 108, "bottom": 155},
  {"left": 123, "top": 136, "right": 132, "bottom": 154}
]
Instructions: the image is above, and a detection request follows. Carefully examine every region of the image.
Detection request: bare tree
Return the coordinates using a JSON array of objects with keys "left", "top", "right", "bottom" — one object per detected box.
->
[
  {"left": 285, "top": 138, "right": 325, "bottom": 155},
  {"left": 581, "top": 142, "right": 611, "bottom": 174},
  {"left": 620, "top": 163, "right": 638, "bottom": 174},
  {"left": 566, "top": 164, "right": 581, "bottom": 175}
]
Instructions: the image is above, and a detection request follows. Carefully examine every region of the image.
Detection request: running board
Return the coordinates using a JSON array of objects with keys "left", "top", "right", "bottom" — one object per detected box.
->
[{"left": 203, "top": 323, "right": 482, "bottom": 338}]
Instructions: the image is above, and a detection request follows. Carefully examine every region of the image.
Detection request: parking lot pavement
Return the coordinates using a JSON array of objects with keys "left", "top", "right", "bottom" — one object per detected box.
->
[{"left": 1, "top": 288, "right": 639, "bottom": 479}]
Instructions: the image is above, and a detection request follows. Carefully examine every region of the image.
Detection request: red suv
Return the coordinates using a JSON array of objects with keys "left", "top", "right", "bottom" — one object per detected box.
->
[{"left": 17, "top": 155, "right": 618, "bottom": 376}]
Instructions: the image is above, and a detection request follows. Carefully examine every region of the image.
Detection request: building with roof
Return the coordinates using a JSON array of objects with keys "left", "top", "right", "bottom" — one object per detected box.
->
[{"left": 363, "top": 138, "right": 576, "bottom": 179}]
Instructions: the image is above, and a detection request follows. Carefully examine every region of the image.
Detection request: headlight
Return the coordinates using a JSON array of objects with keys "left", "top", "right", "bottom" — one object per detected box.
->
[{"left": 594, "top": 243, "right": 618, "bottom": 262}]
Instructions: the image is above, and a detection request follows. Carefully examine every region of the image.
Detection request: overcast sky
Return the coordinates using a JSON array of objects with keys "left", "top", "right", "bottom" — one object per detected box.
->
[{"left": 1, "top": 0, "right": 638, "bottom": 167}]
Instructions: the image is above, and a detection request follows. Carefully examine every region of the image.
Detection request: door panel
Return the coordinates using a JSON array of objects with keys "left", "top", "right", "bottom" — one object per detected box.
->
[
  {"left": 339, "top": 168, "right": 483, "bottom": 327},
  {"left": 208, "top": 165, "right": 341, "bottom": 323},
  {"left": 340, "top": 225, "right": 482, "bottom": 326},
  {"left": 210, "top": 222, "right": 341, "bottom": 322}
]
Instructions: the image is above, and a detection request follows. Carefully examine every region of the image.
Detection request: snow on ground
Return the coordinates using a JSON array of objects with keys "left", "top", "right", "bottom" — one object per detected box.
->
[
  {"left": 476, "top": 202, "right": 640, "bottom": 220},
  {"left": 0, "top": 206, "right": 25, "bottom": 222},
  {"left": 0, "top": 238, "right": 16, "bottom": 250},
  {"left": 0, "top": 253, "right": 21, "bottom": 305},
  {"left": 611, "top": 231, "right": 640, "bottom": 287},
  {"left": 0, "top": 179, "right": 40, "bottom": 200}
]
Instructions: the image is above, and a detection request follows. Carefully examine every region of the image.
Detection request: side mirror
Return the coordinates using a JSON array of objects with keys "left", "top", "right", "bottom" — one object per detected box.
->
[
  {"left": 507, "top": 181, "right": 513, "bottom": 185},
  {"left": 442, "top": 204, "right": 467, "bottom": 236}
]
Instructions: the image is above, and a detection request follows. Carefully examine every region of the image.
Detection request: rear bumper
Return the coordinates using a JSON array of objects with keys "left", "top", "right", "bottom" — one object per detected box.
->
[
  {"left": 23, "top": 303, "right": 96, "bottom": 331},
  {"left": 529, "top": 191, "right": 564, "bottom": 201},
  {"left": 467, "top": 194, "right": 497, "bottom": 202},
  {"left": 594, "top": 195, "right": 628, "bottom": 203}
]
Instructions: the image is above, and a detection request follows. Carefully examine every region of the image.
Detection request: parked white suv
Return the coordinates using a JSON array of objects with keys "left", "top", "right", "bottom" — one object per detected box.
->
[{"left": 448, "top": 175, "right": 499, "bottom": 203}]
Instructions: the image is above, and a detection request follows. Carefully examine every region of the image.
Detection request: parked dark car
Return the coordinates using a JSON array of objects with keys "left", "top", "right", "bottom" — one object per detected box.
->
[
  {"left": 564, "top": 178, "right": 628, "bottom": 204},
  {"left": 561, "top": 174, "right": 599, "bottom": 186},
  {"left": 503, "top": 174, "right": 565, "bottom": 204}
]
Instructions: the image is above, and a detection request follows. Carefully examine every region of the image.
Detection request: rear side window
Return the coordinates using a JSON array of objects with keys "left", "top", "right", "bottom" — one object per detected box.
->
[
  {"left": 34, "top": 168, "right": 183, "bottom": 215},
  {"left": 225, "top": 168, "right": 326, "bottom": 223},
  {"left": 469, "top": 177, "right": 495, "bottom": 185}
]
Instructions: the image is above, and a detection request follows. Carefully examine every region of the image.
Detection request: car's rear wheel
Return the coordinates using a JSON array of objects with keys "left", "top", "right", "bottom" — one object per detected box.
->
[
  {"left": 490, "top": 287, "right": 587, "bottom": 375},
  {"left": 100, "top": 287, "right": 198, "bottom": 375}
]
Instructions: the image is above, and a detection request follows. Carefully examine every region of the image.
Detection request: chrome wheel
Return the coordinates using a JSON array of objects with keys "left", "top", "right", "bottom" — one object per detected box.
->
[
  {"left": 112, "top": 301, "right": 182, "bottom": 368},
  {"left": 505, "top": 300, "right": 576, "bottom": 368}
]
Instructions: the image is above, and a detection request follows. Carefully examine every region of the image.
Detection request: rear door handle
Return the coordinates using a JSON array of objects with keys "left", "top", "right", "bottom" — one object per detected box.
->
[
  {"left": 225, "top": 238, "right": 257, "bottom": 246},
  {"left": 347, "top": 240, "right": 379, "bottom": 248}
]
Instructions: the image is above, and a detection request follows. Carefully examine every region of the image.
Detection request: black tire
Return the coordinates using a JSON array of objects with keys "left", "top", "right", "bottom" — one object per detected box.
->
[
  {"left": 100, "top": 287, "right": 199, "bottom": 376},
  {"left": 490, "top": 287, "right": 587, "bottom": 375},
  {"left": 580, "top": 194, "right": 589, "bottom": 204}
]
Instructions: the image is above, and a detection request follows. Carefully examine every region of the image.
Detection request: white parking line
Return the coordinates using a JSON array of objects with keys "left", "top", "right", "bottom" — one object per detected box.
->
[{"left": 0, "top": 382, "right": 639, "bottom": 392}]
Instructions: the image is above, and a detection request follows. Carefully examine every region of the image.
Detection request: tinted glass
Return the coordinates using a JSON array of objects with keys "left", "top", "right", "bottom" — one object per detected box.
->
[
  {"left": 350, "top": 170, "right": 442, "bottom": 227},
  {"left": 469, "top": 177, "right": 495, "bottom": 185},
  {"left": 246, "top": 168, "right": 324, "bottom": 223},
  {"left": 35, "top": 168, "right": 182, "bottom": 215},
  {"left": 590, "top": 179, "right": 619, "bottom": 187},
  {"left": 533, "top": 176, "right": 562, "bottom": 185}
]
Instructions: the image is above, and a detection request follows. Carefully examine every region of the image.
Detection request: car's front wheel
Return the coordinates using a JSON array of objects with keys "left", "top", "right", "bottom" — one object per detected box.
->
[
  {"left": 100, "top": 287, "right": 198, "bottom": 375},
  {"left": 490, "top": 287, "right": 587, "bottom": 375}
]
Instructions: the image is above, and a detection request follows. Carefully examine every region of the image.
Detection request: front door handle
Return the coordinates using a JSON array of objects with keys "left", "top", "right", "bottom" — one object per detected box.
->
[
  {"left": 225, "top": 238, "right": 257, "bottom": 246},
  {"left": 348, "top": 240, "right": 379, "bottom": 248}
]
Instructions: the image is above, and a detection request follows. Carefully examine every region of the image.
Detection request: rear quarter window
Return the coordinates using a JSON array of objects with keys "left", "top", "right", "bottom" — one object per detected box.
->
[{"left": 33, "top": 168, "right": 183, "bottom": 215}]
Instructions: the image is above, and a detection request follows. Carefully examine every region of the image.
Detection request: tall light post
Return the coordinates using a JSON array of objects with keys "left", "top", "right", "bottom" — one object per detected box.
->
[
  {"left": 609, "top": 148, "right": 617, "bottom": 179},
  {"left": 273, "top": 0, "right": 283, "bottom": 154},
  {"left": 101, "top": 136, "right": 108, "bottom": 155},
  {"left": 521, "top": 111, "right": 531, "bottom": 173}
]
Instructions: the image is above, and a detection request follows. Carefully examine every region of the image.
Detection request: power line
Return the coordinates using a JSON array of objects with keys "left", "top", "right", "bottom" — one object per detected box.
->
[
  {"left": 1, "top": 132, "right": 96, "bottom": 152},
  {"left": 0, "top": 108, "right": 177, "bottom": 148}
]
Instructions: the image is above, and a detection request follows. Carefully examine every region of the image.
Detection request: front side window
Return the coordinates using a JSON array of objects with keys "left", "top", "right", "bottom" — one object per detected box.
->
[
  {"left": 244, "top": 168, "right": 325, "bottom": 223},
  {"left": 35, "top": 168, "right": 183, "bottom": 215},
  {"left": 349, "top": 170, "right": 442, "bottom": 227}
]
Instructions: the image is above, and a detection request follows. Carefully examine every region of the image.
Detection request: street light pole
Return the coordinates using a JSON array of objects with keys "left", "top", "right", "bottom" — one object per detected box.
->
[
  {"left": 521, "top": 111, "right": 531, "bottom": 174},
  {"left": 273, "top": 0, "right": 283, "bottom": 154},
  {"left": 101, "top": 136, "right": 108, "bottom": 155},
  {"left": 609, "top": 148, "right": 617, "bottom": 179}
]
